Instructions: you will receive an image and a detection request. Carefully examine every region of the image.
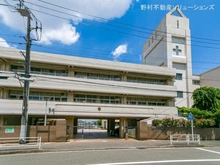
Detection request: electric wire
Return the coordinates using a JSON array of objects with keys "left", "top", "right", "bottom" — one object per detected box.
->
[
  {"left": 0, "top": 47, "right": 219, "bottom": 72},
  {"left": 37, "top": 0, "right": 220, "bottom": 43},
  {"left": 25, "top": 1, "right": 220, "bottom": 46},
  {"left": 25, "top": 8, "right": 220, "bottom": 51}
]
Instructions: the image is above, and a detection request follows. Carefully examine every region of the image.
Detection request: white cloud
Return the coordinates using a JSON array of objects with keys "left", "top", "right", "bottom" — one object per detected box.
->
[
  {"left": 0, "top": 37, "right": 10, "bottom": 48},
  {"left": 40, "top": 24, "right": 80, "bottom": 45},
  {"left": 111, "top": 44, "right": 128, "bottom": 61},
  {"left": 0, "top": 0, "right": 133, "bottom": 45}
]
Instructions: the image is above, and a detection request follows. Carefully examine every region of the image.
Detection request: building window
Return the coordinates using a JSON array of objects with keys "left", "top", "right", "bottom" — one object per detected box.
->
[
  {"left": 172, "top": 37, "right": 185, "bottom": 44},
  {"left": 74, "top": 72, "right": 121, "bottom": 81},
  {"left": 192, "top": 80, "right": 200, "bottom": 85},
  {"left": 175, "top": 73, "right": 182, "bottom": 80},
  {"left": 8, "top": 90, "right": 67, "bottom": 102},
  {"left": 177, "top": 91, "right": 183, "bottom": 98},
  {"left": 127, "top": 97, "right": 167, "bottom": 106},
  {"left": 74, "top": 94, "right": 97, "bottom": 103},
  {"left": 11, "top": 65, "right": 68, "bottom": 77},
  {"left": 74, "top": 94, "right": 121, "bottom": 104},
  {"left": 127, "top": 76, "right": 166, "bottom": 85}
]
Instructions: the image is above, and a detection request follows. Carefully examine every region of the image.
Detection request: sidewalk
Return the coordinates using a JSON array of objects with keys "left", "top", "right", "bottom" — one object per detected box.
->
[{"left": 1, "top": 138, "right": 219, "bottom": 155}]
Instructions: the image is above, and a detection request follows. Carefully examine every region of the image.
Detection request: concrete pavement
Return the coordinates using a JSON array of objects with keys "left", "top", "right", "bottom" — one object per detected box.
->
[{"left": 0, "top": 138, "right": 220, "bottom": 155}]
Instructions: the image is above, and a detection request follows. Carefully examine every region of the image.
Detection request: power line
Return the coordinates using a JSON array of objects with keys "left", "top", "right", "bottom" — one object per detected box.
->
[
  {"left": 0, "top": 47, "right": 219, "bottom": 72},
  {"left": 37, "top": 0, "right": 220, "bottom": 43},
  {"left": 0, "top": 40, "right": 26, "bottom": 45},
  {"left": 24, "top": 2, "right": 220, "bottom": 47},
  {"left": 1, "top": 44, "right": 218, "bottom": 69},
  {"left": 1, "top": 34, "right": 218, "bottom": 63},
  {"left": 0, "top": 33, "right": 24, "bottom": 38},
  {"left": 25, "top": 1, "right": 220, "bottom": 47},
  {"left": 24, "top": 7, "right": 220, "bottom": 51}
]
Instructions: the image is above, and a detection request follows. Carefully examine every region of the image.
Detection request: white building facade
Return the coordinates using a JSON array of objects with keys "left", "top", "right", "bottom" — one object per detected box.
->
[
  {"left": 142, "top": 7, "right": 193, "bottom": 108},
  {"left": 0, "top": 46, "right": 177, "bottom": 137},
  {"left": 0, "top": 7, "right": 219, "bottom": 138}
]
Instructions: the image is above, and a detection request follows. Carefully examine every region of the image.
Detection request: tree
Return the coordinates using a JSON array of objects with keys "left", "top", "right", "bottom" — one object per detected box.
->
[
  {"left": 192, "top": 86, "right": 220, "bottom": 112},
  {"left": 97, "top": 119, "right": 102, "bottom": 126}
]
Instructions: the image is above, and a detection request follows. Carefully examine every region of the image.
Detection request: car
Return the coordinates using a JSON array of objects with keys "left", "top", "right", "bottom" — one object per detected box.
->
[{"left": 109, "top": 127, "right": 119, "bottom": 137}]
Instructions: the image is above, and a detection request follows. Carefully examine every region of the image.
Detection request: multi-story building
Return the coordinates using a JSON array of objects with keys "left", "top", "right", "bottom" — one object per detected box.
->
[
  {"left": 0, "top": 46, "right": 177, "bottom": 138},
  {"left": 142, "top": 7, "right": 193, "bottom": 108},
  {"left": 0, "top": 6, "right": 219, "bottom": 138}
]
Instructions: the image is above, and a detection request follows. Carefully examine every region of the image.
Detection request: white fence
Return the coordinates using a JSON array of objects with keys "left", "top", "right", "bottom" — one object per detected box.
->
[
  {"left": 170, "top": 134, "right": 200, "bottom": 145},
  {"left": 0, "top": 137, "right": 41, "bottom": 150}
]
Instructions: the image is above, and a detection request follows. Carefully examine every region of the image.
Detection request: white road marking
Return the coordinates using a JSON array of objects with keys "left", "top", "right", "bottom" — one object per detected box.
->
[
  {"left": 196, "top": 148, "right": 220, "bottom": 155},
  {"left": 0, "top": 148, "right": 140, "bottom": 157},
  {"left": 88, "top": 159, "right": 220, "bottom": 165}
]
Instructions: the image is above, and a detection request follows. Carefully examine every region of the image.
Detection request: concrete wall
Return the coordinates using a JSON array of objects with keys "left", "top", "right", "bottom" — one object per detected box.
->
[
  {"left": 142, "top": 18, "right": 167, "bottom": 66},
  {"left": 0, "top": 120, "right": 67, "bottom": 142},
  {"left": 137, "top": 122, "right": 220, "bottom": 140}
]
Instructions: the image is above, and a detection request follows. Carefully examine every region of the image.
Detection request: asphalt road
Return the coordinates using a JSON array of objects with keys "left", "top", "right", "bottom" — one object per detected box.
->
[{"left": 0, "top": 147, "right": 220, "bottom": 165}]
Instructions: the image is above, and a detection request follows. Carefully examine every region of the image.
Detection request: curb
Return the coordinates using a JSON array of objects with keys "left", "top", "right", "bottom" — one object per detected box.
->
[{"left": 0, "top": 144, "right": 210, "bottom": 155}]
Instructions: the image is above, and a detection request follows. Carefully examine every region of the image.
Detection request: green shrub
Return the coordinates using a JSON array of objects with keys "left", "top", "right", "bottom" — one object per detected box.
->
[
  {"left": 195, "top": 119, "right": 215, "bottom": 128},
  {"left": 152, "top": 119, "right": 161, "bottom": 127},
  {"left": 152, "top": 118, "right": 190, "bottom": 127}
]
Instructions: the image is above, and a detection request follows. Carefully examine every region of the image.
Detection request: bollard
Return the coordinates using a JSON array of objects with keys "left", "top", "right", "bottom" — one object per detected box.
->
[{"left": 124, "top": 133, "right": 128, "bottom": 140}]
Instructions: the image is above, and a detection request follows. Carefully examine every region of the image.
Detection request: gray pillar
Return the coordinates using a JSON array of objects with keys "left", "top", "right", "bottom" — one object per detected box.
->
[
  {"left": 66, "top": 117, "right": 74, "bottom": 139},
  {"left": 73, "top": 118, "right": 78, "bottom": 134},
  {"left": 119, "top": 118, "right": 128, "bottom": 138},
  {"left": 109, "top": 119, "right": 115, "bottom": 131},
  {"left": 68, "top": 69, "right": 75, "bottom": 77},
  {"left": 67, "top": 92, "right": 73, "bottom": 102},
  {"left": 0, "top": 116, "right": 3, "bottom": 126},
  {"left": 107, "top": 119, "right": 110, "bottom": 133}
]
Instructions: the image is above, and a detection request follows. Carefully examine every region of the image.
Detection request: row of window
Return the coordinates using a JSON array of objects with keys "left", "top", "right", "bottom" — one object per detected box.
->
[
  {"left": 74, "top": 94, "right": 121, "bottom": 104},
  {"left": 11, "top": 65, "right": 68, "bottom": 77},
  {"left": 11, "top": 65, "right": 200, "bottom": 86},
  {"left": 11, "top": 65, "right": 170, "bottom": 85},
  {"left": 74, "top": 72, "right": 121, "bottom": 81},
  {"left": 9, "top": 91, "right": 67, "bottom": 102},
  {"left": 127, "top": 97, "right": 166, "bottom": 106},
  {"left": 127, "top": 77, "right": 166, "bottom": 85},
  {"left": 8, "top": 91, "right": 170, "bottom": 106},
  {"left": 175, "top": 73, "right": 201, "bottom": 85}
]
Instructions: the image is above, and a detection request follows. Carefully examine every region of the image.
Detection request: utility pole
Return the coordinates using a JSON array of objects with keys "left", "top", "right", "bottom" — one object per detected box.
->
[
  {"left": 12, "top": 0, "right": 42, "bottom": 143},
  {"left": 15, "top": 0, "right": 31, "bottom": 144}
]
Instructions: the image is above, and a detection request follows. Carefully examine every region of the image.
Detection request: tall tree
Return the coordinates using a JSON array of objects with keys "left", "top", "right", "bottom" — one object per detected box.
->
[{"left": 192, "top": 86, "right": 220, "bottom": 112}]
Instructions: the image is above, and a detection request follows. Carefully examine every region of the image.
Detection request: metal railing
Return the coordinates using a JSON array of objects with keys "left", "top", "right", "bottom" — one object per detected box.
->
[
  {"left": 170, "top": 134, "right": 200, "bottom": 145},
  {"left": 0, "top": 137, "right": 41, "bottom": 150}
]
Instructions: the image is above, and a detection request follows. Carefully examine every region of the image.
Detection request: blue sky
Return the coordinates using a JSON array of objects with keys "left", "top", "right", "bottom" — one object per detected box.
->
[{"left": 0, "top": 0, "right": 219, "bottom": 74}]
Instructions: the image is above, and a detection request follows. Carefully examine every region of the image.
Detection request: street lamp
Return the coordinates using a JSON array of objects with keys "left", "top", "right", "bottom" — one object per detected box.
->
[{"left": 44, "top": 97, "right": 50, "bottom": 126}]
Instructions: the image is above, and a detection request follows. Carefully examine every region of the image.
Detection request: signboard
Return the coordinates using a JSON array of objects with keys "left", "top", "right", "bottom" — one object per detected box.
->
[
  {"left": 5, "top": 127, "right": 15, "bottom": 133},
  {"left": 187, "top": 112, "right": 194, "bottom": 120}
]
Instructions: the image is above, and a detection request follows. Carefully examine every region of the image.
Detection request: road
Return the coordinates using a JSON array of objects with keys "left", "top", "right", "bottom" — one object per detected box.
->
[{"left": 0, "top": 147, "right": 220, "bottom": 165}]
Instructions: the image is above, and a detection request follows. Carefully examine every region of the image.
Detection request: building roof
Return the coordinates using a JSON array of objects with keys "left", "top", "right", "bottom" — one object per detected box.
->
[
  {"left": 166, "top": 5, "right": 186, "bottom": 18},
  {"left": 200, "top": 66, "right": 220, "bottom": 76},
  {"left": 0, "top": 47, "right": 176, "bottom": 77}
]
